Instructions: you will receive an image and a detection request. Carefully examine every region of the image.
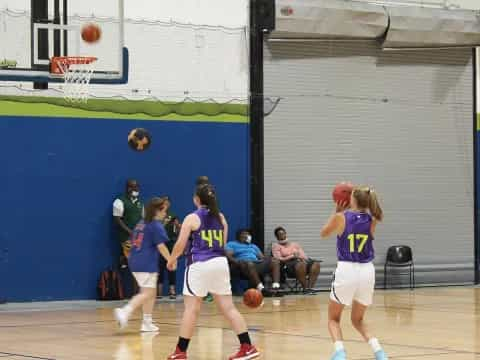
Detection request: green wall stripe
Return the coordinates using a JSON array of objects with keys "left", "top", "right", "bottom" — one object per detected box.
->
[{"left": 0, "top": 96, "right": 248, "bottom": 123}]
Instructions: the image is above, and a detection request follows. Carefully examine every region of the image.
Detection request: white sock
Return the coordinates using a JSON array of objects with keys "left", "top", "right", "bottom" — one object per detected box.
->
[
  {"left": 257, "top": 283, "right": 265, "bottom": 291},
  {"left": 272, "top": 282, "right": 280, "bottom": 289},
  {"left": 334, "top": 341, "right": 344, "bottom": 352},
  {"left": 368, "top": 338, "right": 382, "bottom": 353},
  {"left": 143, "top": 314, "right": 153, "bottom": 323},
  {"left": 122, "top": 304, "right": 133, "bottom": 317}
]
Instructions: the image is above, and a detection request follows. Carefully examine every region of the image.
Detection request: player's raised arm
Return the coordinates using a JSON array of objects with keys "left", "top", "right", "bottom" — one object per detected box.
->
[
  {"left": 321, "top": 201, "right": 348, "bottom": 238},
  {"left": 169, "top": 213, "right": 199, "bottom": 263}
]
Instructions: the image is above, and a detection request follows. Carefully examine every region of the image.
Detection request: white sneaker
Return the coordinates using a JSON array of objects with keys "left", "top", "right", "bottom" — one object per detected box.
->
[
  {"left": 141, "top": 321, "right": 159, "bottom": 332},
  {"left": 114, "top": 308, "right": 129, "bottom": 329}
]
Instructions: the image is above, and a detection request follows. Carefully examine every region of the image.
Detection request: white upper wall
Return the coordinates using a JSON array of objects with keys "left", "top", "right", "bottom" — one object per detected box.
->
[
  {"left": 126, "top": 0, "right": 248, "bottom": 27},
  {"left": 2, "top": 0, "right": 478, "bottom": 27},
  {"left": 0, "top": 0, "right": 249, "bottom": 26}
]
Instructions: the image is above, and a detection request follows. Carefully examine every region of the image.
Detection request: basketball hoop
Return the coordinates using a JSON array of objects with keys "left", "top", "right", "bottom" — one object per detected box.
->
[{"left": 51, "top": 56, "right": 97, "bottom": 102}]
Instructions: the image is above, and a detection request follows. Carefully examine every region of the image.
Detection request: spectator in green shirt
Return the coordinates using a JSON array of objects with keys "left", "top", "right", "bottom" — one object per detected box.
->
[{"left": 113, "top": 179, "right": 144, "bottom": 267}]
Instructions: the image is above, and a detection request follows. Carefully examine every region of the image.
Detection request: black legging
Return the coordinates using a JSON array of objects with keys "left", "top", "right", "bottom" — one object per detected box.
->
[{"left": 158, "top": 253, "right": 176, "bottom": 286}]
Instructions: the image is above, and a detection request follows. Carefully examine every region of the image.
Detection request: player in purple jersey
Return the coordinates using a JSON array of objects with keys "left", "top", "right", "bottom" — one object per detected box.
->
[
  {"left": 166, "top": 184, "right": 259, "bottom": 360},
  {"left": 321, "top": 186, "right": 387, "bottom": 360}
]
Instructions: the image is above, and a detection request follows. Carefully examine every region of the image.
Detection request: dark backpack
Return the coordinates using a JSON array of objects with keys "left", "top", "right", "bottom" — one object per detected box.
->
[{"left": 97, "top": 269, "right": 124, "bottom": 301}]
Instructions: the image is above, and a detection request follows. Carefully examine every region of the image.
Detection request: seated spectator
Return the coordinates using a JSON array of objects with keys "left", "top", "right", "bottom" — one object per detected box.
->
[
  {"left": 273, "top": 226, "right": 320, "bottom": 294},
  {"left": 226, "top": 229, "right": 282, "bottom": 296}
]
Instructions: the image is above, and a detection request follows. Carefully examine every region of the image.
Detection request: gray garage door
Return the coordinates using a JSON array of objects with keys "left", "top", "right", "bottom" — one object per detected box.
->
[{"left": 264, "top": 40, "right": 474, "bottom": 286}]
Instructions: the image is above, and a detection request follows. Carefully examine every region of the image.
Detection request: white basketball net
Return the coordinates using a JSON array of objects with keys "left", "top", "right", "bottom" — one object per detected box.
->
[{"left": 52, "top": 57, "right": 97, "bottom": 102}]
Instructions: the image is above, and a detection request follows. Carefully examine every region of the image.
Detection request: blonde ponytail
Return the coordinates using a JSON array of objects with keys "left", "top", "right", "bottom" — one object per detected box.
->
[
  {"left": 352, "top": 186, "right": 384, "bottom": 221},
  {"left": 368, "top": 190, "right": 383, "bottom": 221}
]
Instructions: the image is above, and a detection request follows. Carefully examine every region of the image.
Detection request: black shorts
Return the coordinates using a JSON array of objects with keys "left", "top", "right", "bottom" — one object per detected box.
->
[
  {"left": 229, "top": 258, "right": 271, "bottom": 278},
  {"left": 254, "top": 258, "right": 271, "bottom": 275},
  {"left": 284, "top": 259, "right": 316, "bottom": 278}
]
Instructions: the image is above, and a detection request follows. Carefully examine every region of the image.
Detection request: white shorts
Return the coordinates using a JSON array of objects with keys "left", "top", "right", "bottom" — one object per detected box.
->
[
  {"left": 330, "top": 261, "right": 375, "bottom": 306},
  {"left": 183, "top": 256, "right": 232, "bottom": 297},
  {"left": 133, "top": 272, "right": 158, "bottom": 289}
]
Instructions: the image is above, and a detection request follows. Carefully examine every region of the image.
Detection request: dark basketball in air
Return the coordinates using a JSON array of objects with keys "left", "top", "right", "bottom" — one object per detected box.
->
[{"left": 128, "top": 128, "right": 151, "bottom": 152}]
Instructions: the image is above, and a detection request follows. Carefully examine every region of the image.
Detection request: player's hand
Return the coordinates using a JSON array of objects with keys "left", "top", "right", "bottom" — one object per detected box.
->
[
  {"left": 167, "top": 258, "right": 177, "bottom": 271},
  {"left": 335, "top": 200, "right": 349, "bottom": 213}
]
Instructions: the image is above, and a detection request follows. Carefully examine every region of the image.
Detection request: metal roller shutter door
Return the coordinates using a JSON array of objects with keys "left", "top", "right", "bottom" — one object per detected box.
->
[{"left": 264, "top": 41, "right": 474, "bottom": 285}]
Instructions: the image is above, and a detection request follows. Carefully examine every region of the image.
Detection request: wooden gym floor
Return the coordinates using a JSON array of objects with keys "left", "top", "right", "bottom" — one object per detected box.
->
[{"left": 0, "top": 287, "right": 479, "bottom": 360}]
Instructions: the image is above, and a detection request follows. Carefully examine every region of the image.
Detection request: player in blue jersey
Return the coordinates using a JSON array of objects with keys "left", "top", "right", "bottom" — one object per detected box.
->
[
  {"left": 166, "top": 184, "right": 259, "bottom": 360},
  {"left": 321, "top": 186, "right": 388, "bottom": 360},
  {"left": 114, "top": 197, "right": 173, "bottom": 332}
]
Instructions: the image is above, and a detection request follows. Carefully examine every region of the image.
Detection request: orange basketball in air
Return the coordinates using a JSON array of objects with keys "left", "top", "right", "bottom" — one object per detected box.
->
[
  {"left": 81, "top": 23, "right": 102, "bottom": 43},
  {"left": 243, "top": 289, "right": 263, "bottom": 309}
]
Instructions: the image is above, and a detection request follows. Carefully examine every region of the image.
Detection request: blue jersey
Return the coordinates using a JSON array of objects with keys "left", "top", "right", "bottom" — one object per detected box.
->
[
  {"left": 337, "top": 211, "right": 374, "bottom": 263},
  {"left": 187, "top": 207, "right": 225, "bottom": 265},
  {"left": 225, "top": 241, "right": 261, "bottom": 262},
  {"left": 128, "top": 220, "right": 169, "bottom": 272}
]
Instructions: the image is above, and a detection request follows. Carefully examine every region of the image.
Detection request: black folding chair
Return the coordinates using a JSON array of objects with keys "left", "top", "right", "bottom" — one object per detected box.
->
[
  {"left": 280, "top": 258, "right": 323, "bottom": 294},
  {"left": 384, "top": 245, "right": 415, "bottom": 290},
  {"left": 280, "top": 263, "right": 301, "bottom": 293}
]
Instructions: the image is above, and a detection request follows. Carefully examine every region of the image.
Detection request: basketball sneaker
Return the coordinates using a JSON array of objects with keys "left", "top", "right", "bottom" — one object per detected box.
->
[
  {"left": 330, "top": 349, "right": 347, "bottom": 360},
  {"left": 167, "top": 347, "right": 187, "bottom": 359},
  {"left": 114, "top": 308, "right": 128, "bottom": 329},
  {"left": 140, "top": 321, "right": 159, "bottom": 332},
  {"left": 228, "top": 344, "right": 260, "bottom": 360},
  {"left": 374, "top": 350, "right": 388, "bottom": 360}
]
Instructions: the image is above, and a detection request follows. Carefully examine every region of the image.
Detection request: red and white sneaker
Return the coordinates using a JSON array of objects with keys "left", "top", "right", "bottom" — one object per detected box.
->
[
  {"left": 229, "top": 344, "right": 260, "bottom": 360},
  {"left": 167, "top": 347, "right": 187, "bottom": 360}
]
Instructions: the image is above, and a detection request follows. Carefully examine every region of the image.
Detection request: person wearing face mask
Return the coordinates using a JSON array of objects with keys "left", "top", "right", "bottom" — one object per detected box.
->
[
  {"left": 273, "top": 226, "right": 321, "bottom": 294},
  {"left": 114, "top": 197, "right": 174, "bottom": 332},
  {"left": 113, "top": 179, "right": 145, "bottom": 266},
  {"left": 225, "top": 229, "right": 282, "bottom": 297}
]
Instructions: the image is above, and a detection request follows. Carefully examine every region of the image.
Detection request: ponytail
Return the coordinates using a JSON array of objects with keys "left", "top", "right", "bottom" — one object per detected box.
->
[
  {"left": 196, "top": 184, "right": 222, "bottom": 223},
  {"left": 352, "top": 186, "right": 384, "bottom": 221},
  {"left": 368, "top": 190, "right": 383, "bottom": 221}
]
